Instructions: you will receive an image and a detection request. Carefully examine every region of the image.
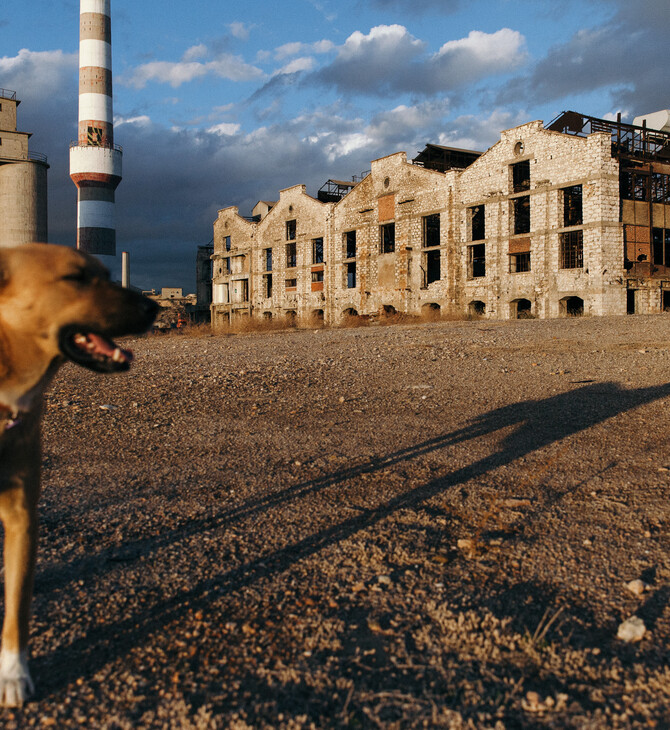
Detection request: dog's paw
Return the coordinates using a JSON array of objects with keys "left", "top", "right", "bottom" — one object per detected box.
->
[{"left": 0, "top": 650, "right": 34, "bottom": 707}]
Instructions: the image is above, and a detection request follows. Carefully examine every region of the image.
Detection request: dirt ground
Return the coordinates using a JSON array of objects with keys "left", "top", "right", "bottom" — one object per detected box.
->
[{"left": 2, "top": 314, "right": 669, "bottom": 728}]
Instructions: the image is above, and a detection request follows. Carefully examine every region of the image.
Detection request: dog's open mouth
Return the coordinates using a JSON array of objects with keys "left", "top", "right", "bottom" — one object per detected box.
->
[{"left": 59, "top": 326, "right": 135, "bottom": 373}]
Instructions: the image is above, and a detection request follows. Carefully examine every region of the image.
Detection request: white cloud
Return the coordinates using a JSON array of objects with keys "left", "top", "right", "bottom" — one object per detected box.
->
[
  {"left": 207, "top": 122, "right": 241, "bottom": 136},
  {"left": 0, "top": 49, "right": 77, "bottom": 100},
  {"left": 228, "top": 22, "right": 251, "bottom": 40},
  {"left": 124, "top": 51, "right": 264, "bottom": 88},
  {"left": 314, "top": 25, "right": 524, "bottom": 96},
  {"left": 274, "top": 57, "right": 316, "bottom": 76},
  {"left": 182, "top": 44, "right": 208, "bottom": 62},
  {"left": 275, "top": 39, "right": 335, "bottom": 60},
  {"left": 115, "top": 115, "right": 152, "bottom": 127}
]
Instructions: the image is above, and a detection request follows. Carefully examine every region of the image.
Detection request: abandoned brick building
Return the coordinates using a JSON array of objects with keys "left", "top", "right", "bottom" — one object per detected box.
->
[{"left": 210, "top": 110, "right": 670, "bottom": 329}]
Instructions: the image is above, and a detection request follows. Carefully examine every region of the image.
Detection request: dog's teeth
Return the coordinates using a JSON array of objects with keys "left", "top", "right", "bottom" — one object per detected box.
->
[
  {"left": 112, "top": 348, "right": 124, "bottom": 362},
  {"left": 86, "top": 342, "right": 96, "bottom": 352}
]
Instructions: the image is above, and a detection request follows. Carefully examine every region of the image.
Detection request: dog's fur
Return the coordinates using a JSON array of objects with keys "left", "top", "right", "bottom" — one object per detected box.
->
[{"left": 0, "top": 244, "right": 157, "bottom": 705}]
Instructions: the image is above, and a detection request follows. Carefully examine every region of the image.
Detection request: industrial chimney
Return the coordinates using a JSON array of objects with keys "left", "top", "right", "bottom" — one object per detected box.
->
[{"left": 69, "top": 0, "right": 122, "bottom": 255}]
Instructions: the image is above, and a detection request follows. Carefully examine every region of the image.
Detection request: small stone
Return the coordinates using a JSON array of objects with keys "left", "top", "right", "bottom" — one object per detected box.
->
[
  {"left": 377, "top": 575, "right": 392, "bottom": 585},
  {"left": 626, "top": 579, "right": 646, "bottom": 596},
  {"left": 582, "top": 538, "right": 592, "bottom": 546},
  {"left": 338, "top": 396, "right": 345, "bottom": 403},
  {"left": 99, "top": 404, "right": 117, "bottom": 411},
  {"left": 617, "top": 616, "right": 646, "bottom": 642}
]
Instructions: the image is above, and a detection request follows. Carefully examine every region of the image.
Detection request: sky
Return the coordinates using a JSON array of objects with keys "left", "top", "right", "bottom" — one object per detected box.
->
[{"left": 1, "top": 0, "right": 669, "bottom": 292}]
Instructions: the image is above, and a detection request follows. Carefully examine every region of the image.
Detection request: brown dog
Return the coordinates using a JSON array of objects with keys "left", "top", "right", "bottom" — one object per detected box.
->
[{"left": 0, "top": 243, "right": 158, "bottom": 706}]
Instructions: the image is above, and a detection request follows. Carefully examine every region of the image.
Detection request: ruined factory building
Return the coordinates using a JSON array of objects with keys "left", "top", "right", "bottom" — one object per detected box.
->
[{"left": 210, "top": 110, "right": 670, "bottom": 329}]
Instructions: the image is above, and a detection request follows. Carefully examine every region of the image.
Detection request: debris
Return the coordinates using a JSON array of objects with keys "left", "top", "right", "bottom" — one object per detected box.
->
[
  {"left": 625, "top": 579, "right": 646, "bottom": 596},
  {"left": 617, "top": 616, "right": 646, "bottom": 642},
  {"left": 99, "top": 404, "right": 117, "bottom": 411}
]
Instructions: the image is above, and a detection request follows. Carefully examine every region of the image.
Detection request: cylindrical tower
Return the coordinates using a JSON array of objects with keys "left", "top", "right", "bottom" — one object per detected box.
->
[{"left": 69, "top": 0, "right": 122, "bottom": 255}]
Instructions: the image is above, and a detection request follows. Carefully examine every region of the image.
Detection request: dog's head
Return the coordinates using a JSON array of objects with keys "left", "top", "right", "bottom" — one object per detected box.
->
[{"left": 0, "top": 244, "right": 159, "bottom": 374}]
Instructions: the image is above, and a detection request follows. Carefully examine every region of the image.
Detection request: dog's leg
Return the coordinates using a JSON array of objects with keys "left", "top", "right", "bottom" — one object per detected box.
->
[{"left": 0, "top": 479, "right": 38, "bottom": 706}]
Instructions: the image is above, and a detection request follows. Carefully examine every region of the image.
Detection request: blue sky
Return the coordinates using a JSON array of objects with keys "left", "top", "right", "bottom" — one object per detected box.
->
[{"left": 1, "top": 0, "right": 668, "bottom": 291}]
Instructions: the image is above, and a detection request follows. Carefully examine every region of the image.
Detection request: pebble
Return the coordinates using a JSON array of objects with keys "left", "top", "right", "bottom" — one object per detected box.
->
[
  {"left": 625, "top": 579, "right": 646, "bottom": 596},
  {"left": 617, "top": 616, "right": 646, "bottom": 642}
]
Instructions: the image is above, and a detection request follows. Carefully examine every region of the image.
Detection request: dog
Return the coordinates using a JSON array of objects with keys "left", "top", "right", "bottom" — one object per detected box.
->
[{"left": 0, "top": 243, "right": 158, "bottom": 706}]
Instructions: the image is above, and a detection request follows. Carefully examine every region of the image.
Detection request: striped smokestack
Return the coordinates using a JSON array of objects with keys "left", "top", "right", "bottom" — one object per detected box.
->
[{"left": 69, "top": 0, "right": 122, "bottom": 255}]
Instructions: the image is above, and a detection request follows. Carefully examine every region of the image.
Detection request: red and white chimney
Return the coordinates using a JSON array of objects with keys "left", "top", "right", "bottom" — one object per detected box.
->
[{"left": 69, "top": 0, "right": 122, "bottom": 255}]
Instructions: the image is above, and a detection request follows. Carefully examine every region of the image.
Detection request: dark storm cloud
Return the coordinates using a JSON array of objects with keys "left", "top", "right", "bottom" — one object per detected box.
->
[{"left": 496, "top": 0, "right": 670, "bottom": 116}]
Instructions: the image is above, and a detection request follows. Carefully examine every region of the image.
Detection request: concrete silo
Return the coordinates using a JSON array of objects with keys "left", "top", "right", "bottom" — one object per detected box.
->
[{"left": 0, "top": 89, "right": 49, "bottom": 247}]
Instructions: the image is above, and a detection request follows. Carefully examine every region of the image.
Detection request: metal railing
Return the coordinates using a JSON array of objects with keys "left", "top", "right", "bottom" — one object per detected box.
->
[
  {"left": 69, "top": 140, "right": 123, "bottom": 153},
  {"left": 0, "top": 88, "right": 17, "bottom": 101},
  {"left": 28, "top": 151, "right": 48, "bottom": 163}
]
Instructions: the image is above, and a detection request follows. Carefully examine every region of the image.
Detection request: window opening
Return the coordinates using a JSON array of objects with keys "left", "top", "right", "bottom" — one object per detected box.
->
[
  {"left": 346, "top": 262, "right": 356, "bottom": 289},
  {"left": 513, "top": 196, "right": 530, "bottom": 235},
  {"left": 312, "top": 237, "right": 324, "bottom": 264},
  {"left": 652, "top": 228, "right": 670, "bottom": 267},
  {"left": 344, "top": 230, "right": 357, "bottom": 259},
  {"left": 563, "top": 185, "right": 583, "bottom": 226},
  {"left": 509, "top": 251, "right": 531, "bottom": 273},
  {"left": 470, "top": 205, "right": 485, "bottom": 241},
  {"left": 423, "top": 214, "right": 440, "bottom": 247},
  {"left": 560, "top": 231, "right": 583, "bottom": 269},
  {"left": 380, "top": 223, "right": 395, "bottom": 254},
  {"left": 423, "top": 249, "right": 441, "bottom": 286},
  {"left": 286, "top": 242, "right": 297, "bottom": 268},
  {"left": 468, "top": 243, "right": 486, "bottom": 278},
  {"left": 512, "top": 159, "right": 530, "bottom": 193},
  {"left": 286, "top": 219, "right": 296, "bottom": 240}
]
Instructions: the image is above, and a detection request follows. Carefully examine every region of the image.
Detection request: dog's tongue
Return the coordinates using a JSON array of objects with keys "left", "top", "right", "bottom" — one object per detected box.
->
[{"left": 88, "top": 333, "right": 134, "bottom": 363}]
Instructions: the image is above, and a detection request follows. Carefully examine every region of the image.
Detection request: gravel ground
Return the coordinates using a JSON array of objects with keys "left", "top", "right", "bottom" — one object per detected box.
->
[{"left": 2, "top": 314, "right": 669, "bottom": 729}]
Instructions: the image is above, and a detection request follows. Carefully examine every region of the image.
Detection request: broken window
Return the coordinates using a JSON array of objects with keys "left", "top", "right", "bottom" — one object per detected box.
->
[
  {"left": 423, "top": 214, "right": 440, "bottom": 247},
  {"left": 380, "top": 223, "right": 395, "bottom": 254},
  {"left": 563, "top": 185, "right": 583, "bottom": 227},
  {"left": 286, "top": 242, "right": 297, "bottom": 268},
  {"left": 286, "top": 219, "right": 296, "bottom": 240},
  {"left": 223, "top": 257, "right": 231, "bottom": 274},
  {"left": 312, "top": 238, "right": 324, "bottom": 264},
  {"left": 509, "top": 252, "right": 531, "bottom": 273},
  {"left": 285, "top": 278, "right": 297, "bottom": 290},
  {"left": 560, "top": 231, "right": 584, "bottom": 269},
  {"left": 621, "top": 171, "right": 649, "bottom": 201},
  {"left": 652, "top": 228, "right": 670, "bottom": 266},
  {"left": 225, "top": 236, "right": 231, "bottom": 251},
  {"left": 468, "top": 243, "right": 486, "bottom": 278},
  {"left": 511, "top": 159, "right": 530, "bottom": 193},
  {"left": 264, "top": 247, "right": 272, "bottom": 271},
  {"left": 423, "top": 249, "right": 441, "bottom": 286},
  {"left": 652, "top": 173, "right": 670, "bottom": 204},
  {"left": 346, "top": 262, "right": 356, "bottom": 289},
  {"left": 87, "top": 126, "right": 103, "bottom": 146},
  {"left": 311, "top": 270, "right": 324, "bottom": 283},
  {"left": 264, "top": 273, "right": 273, "bottom": 298},
  {"left": 344, "top": 230, "right": 356, "bottom": 259},
  {"left": 469, "top": 205, "right": 485, "bottom": 241},
  {"left": 513, "top": 196, "right": 530, "bottom": 235}
]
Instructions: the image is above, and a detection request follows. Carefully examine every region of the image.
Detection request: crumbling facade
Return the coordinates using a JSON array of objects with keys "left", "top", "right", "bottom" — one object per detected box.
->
[{"left": 211, "top": 111, "right": 670, "bottom": 329}]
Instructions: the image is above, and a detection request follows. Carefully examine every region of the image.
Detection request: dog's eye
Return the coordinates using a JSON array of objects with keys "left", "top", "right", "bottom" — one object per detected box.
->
[{"left": 62, "top": 271, "right": 90, "bottom": 284}]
